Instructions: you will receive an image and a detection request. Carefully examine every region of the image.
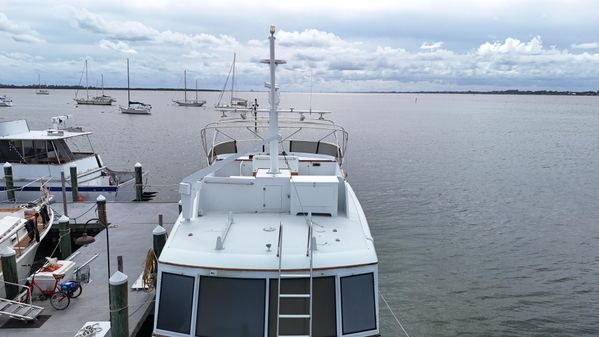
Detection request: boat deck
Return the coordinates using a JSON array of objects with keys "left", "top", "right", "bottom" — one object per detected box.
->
[{"left": 0, "top": 201, "right": 178, "bottom": 337}]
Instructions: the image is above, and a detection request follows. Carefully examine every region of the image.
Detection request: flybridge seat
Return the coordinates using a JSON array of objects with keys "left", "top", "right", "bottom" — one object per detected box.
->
[
  {"left": 289, "top": 140, "right": 340, "bottom": 158},
  {"left": 208, "top": 139, "right": 341, "bottom": 163}
]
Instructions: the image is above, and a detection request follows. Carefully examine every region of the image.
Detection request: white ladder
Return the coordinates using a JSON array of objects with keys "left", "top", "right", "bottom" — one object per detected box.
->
[
  {"left": 276, "top": 218, "right": 316, "bottom": 337},
  {"left": 0, "top": 297, "right": 44, "bottom": 321}
]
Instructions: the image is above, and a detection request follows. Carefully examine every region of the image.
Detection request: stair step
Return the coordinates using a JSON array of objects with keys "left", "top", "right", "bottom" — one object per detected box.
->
[
  {"left": 0, "top": 302, "right": 10, "bottom": 311},
  {"left": 280, "top": 273, "right": 310, "bottom": 278},
  {"left": 279, "top": 335, "right": 310, "bottom": 337},
  {"left": 4, "top": 305, "right": 19, "bottom": 313},
  {"left": 280, "top": 294, "right": 310, "bottom": 298},
  {"left": 279, "top": 314, "right": 310, "bottom": 319}
]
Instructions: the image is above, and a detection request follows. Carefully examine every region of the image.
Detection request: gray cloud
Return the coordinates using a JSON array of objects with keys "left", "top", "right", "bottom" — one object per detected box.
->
[{"left": 0, "top": 12, "right": 44, "bottom": 43}]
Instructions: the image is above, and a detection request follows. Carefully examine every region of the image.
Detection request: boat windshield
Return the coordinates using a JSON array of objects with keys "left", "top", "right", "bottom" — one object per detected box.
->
[{"left": 0, "top": 136, "right": 94, "bottom": 164}]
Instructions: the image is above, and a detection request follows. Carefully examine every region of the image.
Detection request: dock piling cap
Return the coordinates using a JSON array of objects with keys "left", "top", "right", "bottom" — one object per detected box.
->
[
  {"left": 58, "top": 215, "right": 70, "bottom": 223},
  {"left": 3, "top": 162, "right": 11, "bottom": 168},
  {"left": 97, "top": 195, "right": 106, "bottom": 202},
  {"left": 153, "top": 225, "right": 167, "bottom": 235},
  {"left": 134, "top": 162, "right": 142, "bottom": 168},
  {"left": 109, "top": 271, "right": 128, "bottom": 286}
]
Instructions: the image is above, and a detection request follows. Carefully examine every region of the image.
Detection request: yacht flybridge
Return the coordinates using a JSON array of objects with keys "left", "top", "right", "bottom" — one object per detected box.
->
[{"left": 154, "top": 27, "right": 379, "bottom": 337}]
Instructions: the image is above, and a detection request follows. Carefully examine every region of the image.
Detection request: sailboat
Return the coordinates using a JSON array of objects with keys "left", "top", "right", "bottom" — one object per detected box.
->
[
  {"left": 74, "top": 60, "right": 116, "bottom": 105},
  {"left": 215, "top": 53, "right": 248, "bottom": 111},
  {"left": 173, "top": 70, "right": 206, "bottom": 107},
  {"left": 119, "top": 58, "right": 152, "bottom": 115},
  {"left": 35, "top": 74, "right": 49, "bottom": 95}
]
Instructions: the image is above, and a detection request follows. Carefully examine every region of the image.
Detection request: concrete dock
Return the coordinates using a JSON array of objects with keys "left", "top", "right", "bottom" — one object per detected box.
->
[{"left": 0, "top": 201, "right": 179, "bottom": 337}]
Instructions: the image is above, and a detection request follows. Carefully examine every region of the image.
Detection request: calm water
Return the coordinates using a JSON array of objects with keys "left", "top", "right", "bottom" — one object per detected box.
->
[{"left": 2, "top": 89, "right": 599, "bottom": 336}]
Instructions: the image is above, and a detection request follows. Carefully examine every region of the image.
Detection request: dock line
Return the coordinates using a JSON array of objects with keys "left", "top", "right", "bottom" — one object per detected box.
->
[{"left": 380, "top": 291, "right": 412, "bottom": 337}]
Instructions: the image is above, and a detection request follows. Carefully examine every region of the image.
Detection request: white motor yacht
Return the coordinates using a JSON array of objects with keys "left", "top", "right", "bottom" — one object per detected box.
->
[
  {"left": 0, "top": 116, "right": 151, "bottom": 202},
  {"left": 153, "top": 26, "right": 379, "bottom": 337},
  {"left": 0, "top": 96, "right": 13, "bottom": 107}
]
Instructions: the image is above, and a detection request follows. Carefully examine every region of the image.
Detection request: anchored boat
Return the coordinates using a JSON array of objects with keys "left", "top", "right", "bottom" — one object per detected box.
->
[
  {"left": 153, "top": 26, "right": 379, "bottom": 337},
  {"left": 173, "top": 70, "right": 206, "bottom": 107},
  {"left": 0, "top": 116, "right": 151, "bottom": 202},
  {"left": 0, "top": 95, "right": 13, "bottom": 107}
]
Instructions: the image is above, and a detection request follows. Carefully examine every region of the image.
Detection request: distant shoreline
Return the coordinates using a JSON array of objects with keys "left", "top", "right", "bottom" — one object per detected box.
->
[{"left": 1, "top": 84, "right": 597, "bottom": 96}]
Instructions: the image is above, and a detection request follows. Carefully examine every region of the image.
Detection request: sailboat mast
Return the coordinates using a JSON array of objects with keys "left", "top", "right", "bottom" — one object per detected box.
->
[
  {"left": 231, "top": 53, "right": 236, "bottom": 105},
  {"left": 126, "top": 58, "right": 130, "bottom": 107},
  {"left": 85, "top": 59, "right": 89, "bottom": 99},
  {"left": 184, "top": 70, "right": 187, "bottom": 102},
  {"left": 101, "top": 74, "right": 104, "bottom": 96},
  {"left": 195, "top": 79, "right": 198, "bottom": 101}
]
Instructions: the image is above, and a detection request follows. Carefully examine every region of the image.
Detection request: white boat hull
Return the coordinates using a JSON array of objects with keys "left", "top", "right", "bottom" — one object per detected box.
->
[
  {"left": 120, "top": 106, "right": 152, "bottom": 114},
  {"left": 0, "top": 207, "right": 54, "bottom": 299}
]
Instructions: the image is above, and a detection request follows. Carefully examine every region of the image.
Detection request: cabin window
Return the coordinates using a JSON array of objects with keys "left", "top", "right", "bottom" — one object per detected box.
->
[
  {"left": 0, "top": 140, "right": 23, "bottom": 163},
  {"left": 341, "top": 273, "right": 377, "bottom": 334},
  {"left": 268, "top": 277, "right": 336, "bottom": 337},
  {"left": 156, "top": 273, "right": 195, "bottom": 334},
  {"left": 196, "top": 277, "right": 265, "bottom": 337}
]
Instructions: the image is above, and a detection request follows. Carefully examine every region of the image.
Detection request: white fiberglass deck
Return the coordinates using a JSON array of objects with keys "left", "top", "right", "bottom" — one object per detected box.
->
[
  {"left": 160, "top": 154, "right": 377, "bottom": 271},
  {"left": 161, "top": 208, "right": 376, "bottom": 270}
]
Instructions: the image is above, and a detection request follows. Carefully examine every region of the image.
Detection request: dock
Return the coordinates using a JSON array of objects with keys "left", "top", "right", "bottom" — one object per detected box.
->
[{"left": 0, "top": 201, "right": 179, "bottom": 337}]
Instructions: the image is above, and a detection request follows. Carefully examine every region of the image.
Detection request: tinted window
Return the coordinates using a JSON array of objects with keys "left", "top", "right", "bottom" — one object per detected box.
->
[
  {"left": 268, "top": 277, "right": 336, "bottom": 337},
  {"left": 341, "top": 273, "right": 376, "bottom": 334},
  {"left": 156, "top": 272, "right": 195, "bottom": 334},
  {"left": 196, "top": 277, "right": 265, "bottom": 337}
]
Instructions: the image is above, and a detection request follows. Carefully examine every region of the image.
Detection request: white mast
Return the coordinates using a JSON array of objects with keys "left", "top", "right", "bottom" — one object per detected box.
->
[
  {"left": 85, "top": 59, "right": 89, "bottom": 99},
  {"left": 261, "top": 25, "right": 286, "bottom": 174},
  {"left": 184, "top": 69, "right": 187, "bottom": 102}
]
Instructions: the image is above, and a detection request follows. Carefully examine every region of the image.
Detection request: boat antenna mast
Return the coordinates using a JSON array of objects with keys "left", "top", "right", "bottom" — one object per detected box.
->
[{"left": 261, "top": 25, "right": 286, "bottom": 174}]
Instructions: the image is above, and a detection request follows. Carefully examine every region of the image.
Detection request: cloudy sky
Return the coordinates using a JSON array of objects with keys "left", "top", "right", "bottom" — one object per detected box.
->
[{"left": 1, "top": 0, "right": 599, "bottom": 92}]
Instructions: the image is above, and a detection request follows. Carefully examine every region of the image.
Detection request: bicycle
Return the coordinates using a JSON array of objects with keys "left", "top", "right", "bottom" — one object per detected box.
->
[{"left": 23, "top": 271, "right": 82, "bottom": 310}]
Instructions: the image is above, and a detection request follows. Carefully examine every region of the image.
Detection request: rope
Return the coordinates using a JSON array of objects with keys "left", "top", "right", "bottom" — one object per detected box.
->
[
  {"left": 142, "top": 248, "right": 157, "bottom": 292},
  {"left": 380, "top": 291, "right": 412, "bottom": 337},
  {"left": 109, "top": 305, "right": 129, "bottom": 313},
  {"left": 74, "top": 323, "right": 103, "bottom": 337}
]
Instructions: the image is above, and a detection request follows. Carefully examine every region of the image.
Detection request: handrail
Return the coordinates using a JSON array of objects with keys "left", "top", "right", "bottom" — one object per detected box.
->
[
  {"left": 276, "top": 223, "right": 283, "bottom": 337},
  {"left": 305, "top": 212, "right": 313, "bottom": 257},
  {"left": 1, "top": 280, "right": 32, "bottom": 304},
  {"left": 276, "top": 223, "right": 283, "bottom": 258}
]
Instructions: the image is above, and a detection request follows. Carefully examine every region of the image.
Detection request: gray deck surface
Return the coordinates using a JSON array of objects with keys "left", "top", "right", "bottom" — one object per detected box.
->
[{"left": 0, "top": 201, "right": 178, "bottom": 337}]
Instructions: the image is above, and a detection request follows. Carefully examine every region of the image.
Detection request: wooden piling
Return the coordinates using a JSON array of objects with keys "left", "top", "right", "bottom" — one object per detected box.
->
[
  {"left": 109, "top": 271, "right": 129, "bottom": 337},
  {"left": 3, "top": 162, "right": 15, "bottom": 202},
  {"left": 60, "top": 171, "right": 68, "bottom": 216},
  {"left": 0, "top": 247, "right": 18, "bottom": 299},
  {"left": 97, "top": 195, "right": 107, "bottom": 227},
  {"left": 153, "top": 225, "right": 167, "bottom": 259},
  {"left": 134, "top": 162, "right": 143, "bottom": 201},
  {"left": 70, "top": 164, "right": 79, "bottom": 202},
  {"left": 58, "top": 215, "right": 72, "bottom": 259}
]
